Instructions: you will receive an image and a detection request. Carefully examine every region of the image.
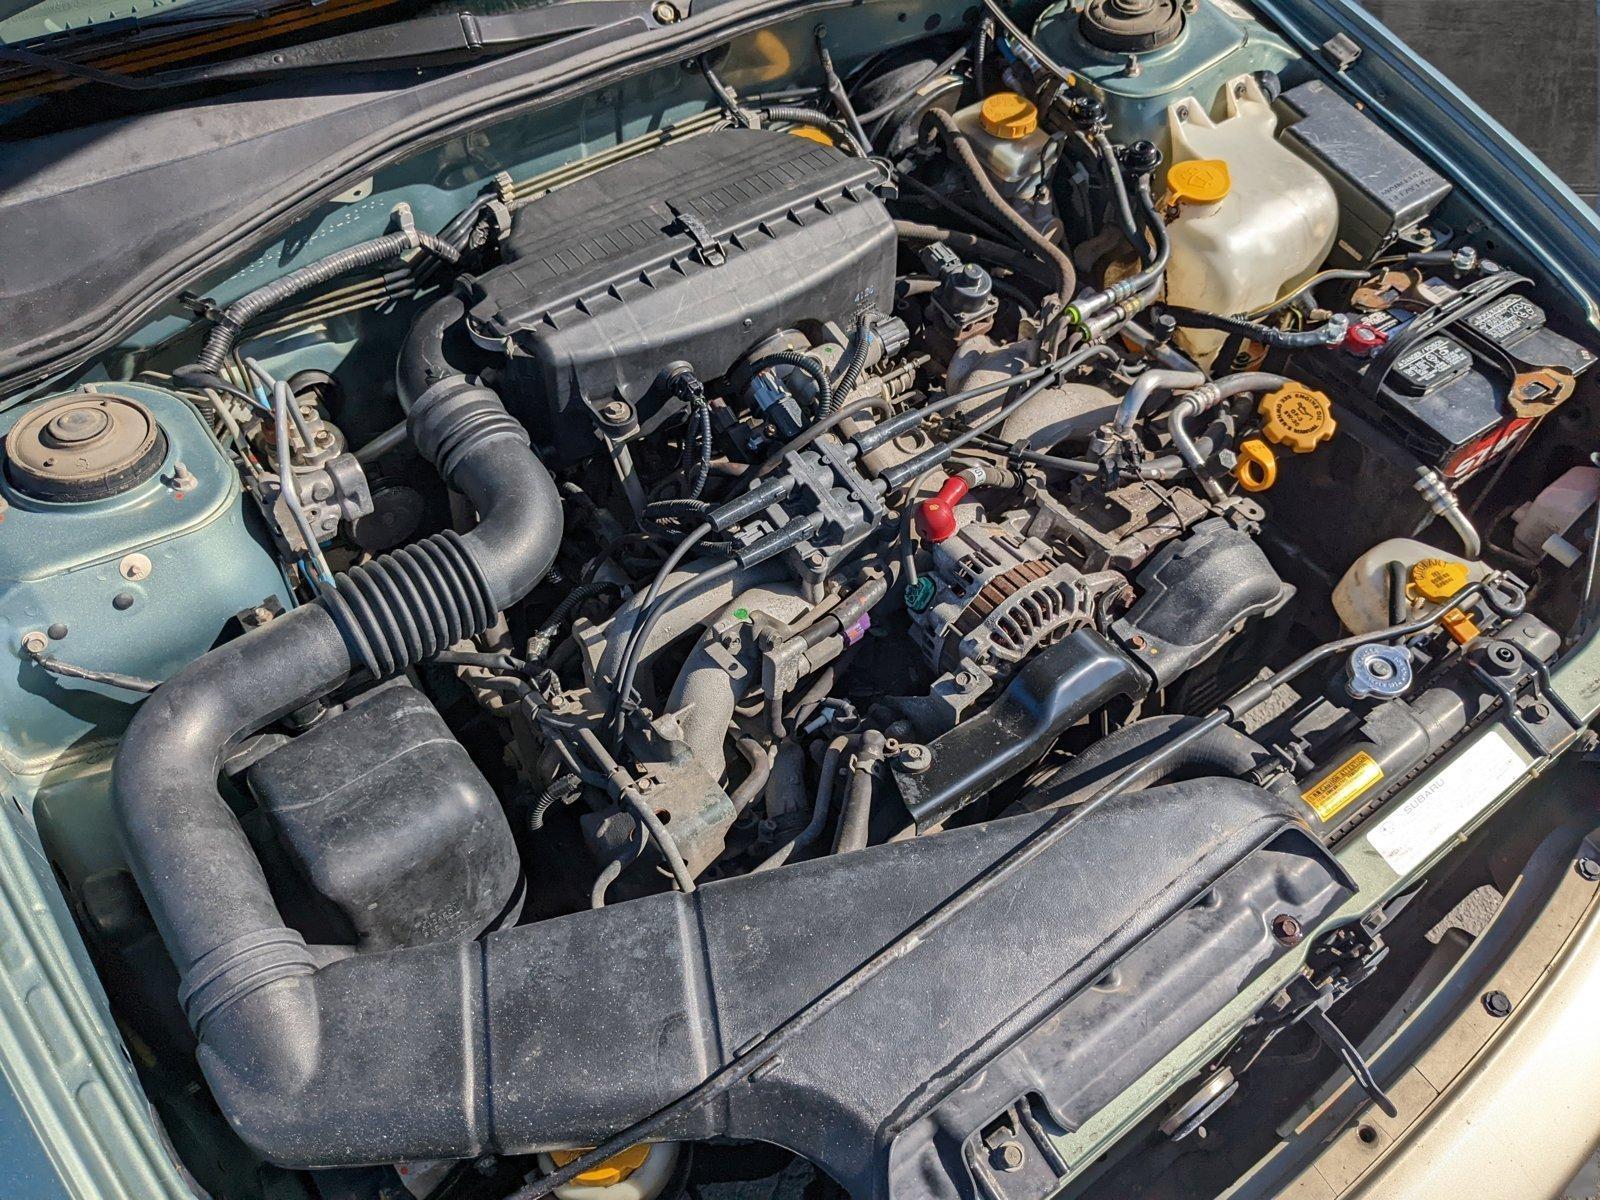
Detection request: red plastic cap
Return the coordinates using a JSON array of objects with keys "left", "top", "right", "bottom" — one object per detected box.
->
[
  {"left": 916, "top": 476, "right": 970, "bottom": 543},
  {"left": 1343, "top": 321, "right": 1388, "bottom": 357}
]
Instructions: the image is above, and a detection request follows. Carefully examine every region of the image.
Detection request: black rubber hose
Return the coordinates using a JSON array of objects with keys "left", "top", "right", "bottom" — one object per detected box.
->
[
  {"left": 1387, "top": 560, "right": 1410, "bottom": 627},
  {"left": 1095, "top": 134, "right": 1141, "bottom": 250},
  {"left": 195, "top": 231, "right": 457, "bottom": 374},
  {"left": 396, "top": 293, "right": 480, "bottom": 411},
  {"left": 116, "top": 340, "right": 562, "bottom": 1032},
  {"left": 892, "top": 220, "right": 1055, "bottom": 289},
  {"left": 833, "top": 730, "right": 886, "bottom": 853},
  {"left": 925, "top": 109, "right": 1076, "bottom": 305}
]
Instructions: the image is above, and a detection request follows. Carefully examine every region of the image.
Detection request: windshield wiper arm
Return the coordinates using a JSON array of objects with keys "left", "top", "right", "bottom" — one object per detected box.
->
[{"left": 0, "top": 0, "right": 669, "bottom": 91}]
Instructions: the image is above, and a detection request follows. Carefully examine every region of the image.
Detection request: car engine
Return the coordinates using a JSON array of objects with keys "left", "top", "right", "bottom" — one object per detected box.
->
[{"left": 3, "top": 4, "right": 1598, "bottom": 1199}]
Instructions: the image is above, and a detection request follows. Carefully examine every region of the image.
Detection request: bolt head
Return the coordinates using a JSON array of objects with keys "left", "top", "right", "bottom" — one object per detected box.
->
[
  {"left": 652, "top": 0, "right": 678, "bottom": 21},
  {"left": 991, "top": 1142, "right": 1025, "bottom": 1172},
  {"left": 1576, "top": 857, "right": 1600, "bottom": 882},
  {"left": 1481, "top": 989, "right": 1512, "bottom": 1018},
  {"left": 118, "top": 553, "right": 152, "bottom": 582},
  {"left": 1271, "top": 914, "right": 1303, "bottom": 945}
]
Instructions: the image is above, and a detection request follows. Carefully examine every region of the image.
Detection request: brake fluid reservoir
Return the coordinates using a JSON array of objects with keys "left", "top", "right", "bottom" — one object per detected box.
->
[
  {"left": 1332, "top": 538, "right": 1489, "bottom": 634},
  {"left": 1163, "top": 74, "right": 1338, "bottom": 363},
  {"left": 952, "top": 92, "right": 1062, "bottom": 240}
]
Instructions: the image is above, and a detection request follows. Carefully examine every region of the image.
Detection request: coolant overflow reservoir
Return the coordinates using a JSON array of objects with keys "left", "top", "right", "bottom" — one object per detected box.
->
[
  {"left": 1163, "top": 74, "right": 1339, "bottom": 364},
  {"left": 1332, "top": 538, "right": 1489, "bottom": 635}
]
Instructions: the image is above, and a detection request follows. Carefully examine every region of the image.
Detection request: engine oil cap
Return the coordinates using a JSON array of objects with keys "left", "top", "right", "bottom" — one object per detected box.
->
[
  {"left": 1409, "top": 557, "right": 1469, "bottom": 603},
  {"left": 980, "top": 92, "right": 1039, "bottom": 139},
  {"left": 1166, "top": 159, "right": 1231, "bottom": 206},
  {"left": 1258, "top": 383, "right": 1336, "bottom": 454}
]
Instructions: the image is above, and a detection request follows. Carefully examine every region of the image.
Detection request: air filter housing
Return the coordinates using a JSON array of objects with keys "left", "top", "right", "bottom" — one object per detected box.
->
[{"left": 465, "top": 129, "right": 896, "bottom": 461}]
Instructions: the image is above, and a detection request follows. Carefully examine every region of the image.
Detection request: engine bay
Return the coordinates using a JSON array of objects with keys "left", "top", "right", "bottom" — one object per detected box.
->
[{"left": 3, "top": 2, "right": 1600, "bottom": 1198}]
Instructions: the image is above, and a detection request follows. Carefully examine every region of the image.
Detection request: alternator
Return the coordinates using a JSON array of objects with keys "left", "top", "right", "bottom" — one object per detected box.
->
[{"left": 910, "top": 510, "right": 1119, "bottom": 679}]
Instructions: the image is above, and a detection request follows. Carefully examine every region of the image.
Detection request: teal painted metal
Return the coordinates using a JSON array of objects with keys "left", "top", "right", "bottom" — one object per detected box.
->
[
  {"left": 0, "top": 382, "right": 290, "bottom": 792},
  {"left": 1032, "top": 0, "right": 1298, "bottom": 152}
]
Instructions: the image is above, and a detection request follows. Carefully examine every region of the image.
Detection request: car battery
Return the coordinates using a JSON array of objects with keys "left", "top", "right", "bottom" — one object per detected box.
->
[{"left": 1307, "top": 272, "right": 1595, "bottom": 481}]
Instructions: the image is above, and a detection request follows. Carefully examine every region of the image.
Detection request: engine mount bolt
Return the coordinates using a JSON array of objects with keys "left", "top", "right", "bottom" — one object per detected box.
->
[
  {"left": 1270, "top": 914, "right": 1303, "bottom": 945},
  {"left": 1481, "top": 990, "right": 1512, "bottom": 1018},
  {"left": 599, "top": 400, "right": 634, "bottom": 426},
  {"left": 1576, "top": 857, "right": 1600, "bottom": 882},
  {"left": 991, "top": 1142, "right": 1026, "bottom": 1172}
]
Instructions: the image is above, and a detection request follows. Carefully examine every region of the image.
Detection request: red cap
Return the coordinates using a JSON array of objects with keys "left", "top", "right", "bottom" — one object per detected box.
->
[
  {"left": 916, "top": 475, "right": 970, "bottom": 543},
  {"left": 1343, "top": 321, "right": 1388, "bottom": 357}
]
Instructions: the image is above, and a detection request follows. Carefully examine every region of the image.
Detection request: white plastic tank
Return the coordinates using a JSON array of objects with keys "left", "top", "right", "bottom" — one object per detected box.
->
[
  {"left": 1332, "top": 538, "right": 1489, "bottom": 634},
  {"left": 952, "top": 92, "right": 1062, "bottom": 240},
  {"left": 1162, "top": 74, "right": 1339, "bottom": 364}
]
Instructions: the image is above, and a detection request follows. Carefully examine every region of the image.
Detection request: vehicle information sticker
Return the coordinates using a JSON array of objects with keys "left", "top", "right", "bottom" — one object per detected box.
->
[{"left": 1366, "top": 731, "right": 1528, "bottom": 876}]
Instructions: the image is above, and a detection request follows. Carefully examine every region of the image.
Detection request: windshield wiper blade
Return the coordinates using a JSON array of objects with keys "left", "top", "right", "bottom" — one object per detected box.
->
[{"left": 0, "top": 0, "right": 668, "bottom": 91}]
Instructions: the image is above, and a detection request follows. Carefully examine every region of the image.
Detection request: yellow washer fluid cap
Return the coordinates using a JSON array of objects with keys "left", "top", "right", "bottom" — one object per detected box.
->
[
  {"left": 1409, "top": 557, "right": 1469, "bottom": 604},
  {"left": 980, "top": 91, "right": 1038, "bottom": 139},
  {"left": 1233, "top": 438, "right": 1277, "bottom": 492},
  {"left": 1166, "top": 158, "right": 1231, "bottom": 205},
  {"left": 1258, "top": 382, "right": 1336, "bottom": 453},
  {"left": 549, "top": 1145, "right": 653, "bottom": 1187}
]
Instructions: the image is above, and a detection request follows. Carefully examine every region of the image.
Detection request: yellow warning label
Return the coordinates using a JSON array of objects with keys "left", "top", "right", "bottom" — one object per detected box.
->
[{"left": 1304, "top": 751, "right": 1384, "bottom": 821}]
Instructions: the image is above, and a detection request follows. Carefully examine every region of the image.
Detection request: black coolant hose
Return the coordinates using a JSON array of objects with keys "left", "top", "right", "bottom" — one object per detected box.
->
[
  {"left": 194, "top": 230, "right": 459, "bottom": 375},
  {"left": 115, "top": 303, "right": 562, "bottom": 1032}
]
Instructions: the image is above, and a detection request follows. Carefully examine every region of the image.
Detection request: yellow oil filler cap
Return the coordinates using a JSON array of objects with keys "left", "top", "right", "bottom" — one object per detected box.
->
[
  {"left": 1233, "top": 438, "right": 1277, "bottom": 492},
  {"left": 1258, "top": 382, "right": 1336, "bottom": 454},
  {"left": 1409, "top": 558, "right": 1469, "bottom": 604},
  {"left": 788, "top": 125, "right": 834, "bottom": 146},
  {"left": 980, "top": 91, "right": 1039, "bottom": 139},
  {"left": 548, "top": 1145, "right": 653, "bottom": 1187},
  {"left": 1166, "top": 159, "right": 1231, "bottom": 205}
]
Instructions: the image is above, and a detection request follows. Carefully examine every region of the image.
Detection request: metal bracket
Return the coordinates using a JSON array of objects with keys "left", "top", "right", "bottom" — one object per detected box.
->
[{"left": 1470, "top": 639, "right": 1581, "bottom": 756}]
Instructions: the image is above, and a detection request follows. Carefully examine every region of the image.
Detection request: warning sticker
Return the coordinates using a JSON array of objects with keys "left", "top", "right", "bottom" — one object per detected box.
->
[
  {"left": 1365, "top": 731, "right": 1529, "bottom": 876},
  {"left": 1304, "top": 751, "right": 1383, "bottom": 821}
]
